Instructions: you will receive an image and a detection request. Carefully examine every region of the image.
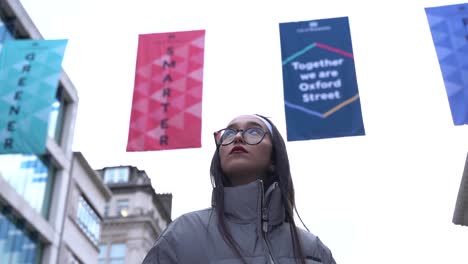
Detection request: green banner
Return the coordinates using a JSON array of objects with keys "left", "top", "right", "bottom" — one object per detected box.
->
[{"left": 0, "top": 39, "right": 68, "bottom": 154}]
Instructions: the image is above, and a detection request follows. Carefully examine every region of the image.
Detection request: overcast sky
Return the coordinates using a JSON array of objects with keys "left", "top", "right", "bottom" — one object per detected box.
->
[{"left": 20, "top": 0, "right": 468, "bottom": 263}]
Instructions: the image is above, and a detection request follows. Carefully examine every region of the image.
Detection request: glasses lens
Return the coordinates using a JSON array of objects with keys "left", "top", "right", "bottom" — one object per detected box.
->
[
  {"left": 216, "top": 129, "right": 236, "bottom": 145},
  {"left": 243, "top": 127, "right": 265, "bottom": 144}
]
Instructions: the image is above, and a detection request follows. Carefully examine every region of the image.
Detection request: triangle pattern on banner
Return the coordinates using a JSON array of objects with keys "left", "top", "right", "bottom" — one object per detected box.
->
[
  {"left": 16, "top": 116, "right": 33, "bottom": 134},
  {"left": 462, "top": 69, "right": 468, "bottom": 84},
  {"left": 431, "top": 20, "right": 450, "bottom": 34},
  {"left": 191, "top": 35, "right": 205, "bottom": 49},
  {"left": 128, "top": 134, "right": 146, "bottom": 150},
  {"left": 0, "top": 129, "right": 10, "bottom": 142},
  {"left": 447, "top": 92, "right": 465, "bottom": 125},
  {"left": 137, "top": 63, "right": 152, "bottom": 79},
  {"left": 151, "top": 71, "right": 165, "bottom": 84},
  {"left": 440, "top": 52, "right": 459, "bottom": 68},
  {"left": 171, "top": 95, "right": 186, "bottom": 111},
  {"left": 187, "top": 85, "right": 203, "bottom": 99},
  {"left": 1, "top": 91, "right": 20, "bottom": 105},
  {"left": 130, "top": 116, "right": 148, "bottom": 132},
  {"left": 51, "top": 43, "right": 68, "bottom": 56},
  {"left": 12, "top": 60, "right": 26, "bottom": 73},
  {"left": 170, "top": 77, "right": 187, "bottom": 92},
  {"left": 132, "top": 98, "right": 149, "bottom": 113},
  {"left": 153, "top": 54, "right": 171, "bottom": 67},
  {"left": 444, "top": 80, "right": 463, "bottom": 97},
  {"left": 459, "top": 44, "right": 468, "bottom": 56},
  {"left": 189, "top": 68, "right": 204, "bottom": 82},
  {"left": 433, "top": 34, "right": 452, "bottom": 49},
  {"left": 33, "top": 107, "right": 52, "bottom": 123},
  {"left": 42, "top": 73, "right": 62, "bottom": 88},
  {"left": 431, "top": 30, "right": 449, "bottom": 44},
  {"left": 440, "top": 64, "right": 458, "bottom": 78},
  {"left": 425, "top": 14, "right": 445, "bottom": 27},
  {"left": 452, "top": 35, "right": 467, "bottom": 50},
  {"left": 190, "top": 51, "right": 205, "bottom": 65},
  {"left": 172, "top": 60, "right": 188, "bottom": 75},
  {"left": 456, "top": 52, "right": 468, "bottom": 67},
  {"left": 135, "top": 81, "right": 151, "bottom": 96},
  {"left": 185, "top": 102, "right": 202, "bottom": 118},
  {"left": 168, "top": 112, "right": 185, "bottom": 130},
  {"left": 146, "top": 126, "right": 165, "bottom": 140},
  {"left": 150, "top": 107, "right": 168, "bottom": 122},
  {"left": 435, "top": 46, "right": 453, "bottom": 61},
  {"left": 150, "top": 90, "right": 167, "bottom": 104},
  {"left": 444, "top": 71, "right": 463, "bottom": 86},
  {"left": 175, "top": 45, "right": 189, "bottom": 60},
  {"left": 34, "top": 51, "right": 48, "bottom": 64}
]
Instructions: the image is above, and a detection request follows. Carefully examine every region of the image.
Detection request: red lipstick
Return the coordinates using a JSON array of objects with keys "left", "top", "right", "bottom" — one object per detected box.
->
[{"left": 230, "top": 146, "right": 247, "bottom": 154}]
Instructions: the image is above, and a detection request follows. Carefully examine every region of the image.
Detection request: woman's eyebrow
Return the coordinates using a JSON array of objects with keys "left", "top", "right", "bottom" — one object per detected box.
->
[
  {"left": 246, "top": 121, "right": 262, "bottom": 127},
  {"left": 227, "top": 121, "right": 262, "bottom": 128}
]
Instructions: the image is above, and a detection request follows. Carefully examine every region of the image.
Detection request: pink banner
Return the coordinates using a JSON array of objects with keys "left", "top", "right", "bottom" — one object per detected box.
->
[{"left": 127, "top": 30, "right": 205, "bottom": 151}]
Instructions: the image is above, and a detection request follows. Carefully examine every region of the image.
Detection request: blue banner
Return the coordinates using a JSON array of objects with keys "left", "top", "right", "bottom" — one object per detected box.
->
[
  {"left": 279, "top": 17, "right": 365, "bottom": 141},
  {"left": 425, "top": 3, "right": 468, "bottom": 126},
  {"left": 0, "top": 39, "right": 68, "bottom": 154}
]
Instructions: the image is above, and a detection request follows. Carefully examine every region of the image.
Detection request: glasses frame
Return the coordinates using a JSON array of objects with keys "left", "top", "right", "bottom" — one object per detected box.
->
[{"left": 213, "top": 127, "right": 268, "bottom": 146}]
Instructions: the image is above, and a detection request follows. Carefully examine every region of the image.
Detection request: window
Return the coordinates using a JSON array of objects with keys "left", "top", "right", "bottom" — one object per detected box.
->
[
  {"left": 47, "top": 88, "right": 67, "bottom": 144},
  {"left": 0, "top": 20, "right": 14, "bottom": 50},
  {"left": 0, "top": 154, "right": 55, "bottom": 217},
  {"left": 110, "top": 243, "right": 126, "bottom": 264},
  {"left": 116, "top": 200, "right": 129, "bottom": 217},
  {"left": 103, "top": 167, "right": 129, "bottom": 184},
  {"left": 98, "top": 244, "right": 107, "bottom": 264},
  {"left": 98, "top": 243, "right": 126, "bottom": 264},
  {"left": 76, "top": 196, "right": 101, "bottom": 245},
  {"left": 0, "top": 205, "right": 43, "bottom": 264}
]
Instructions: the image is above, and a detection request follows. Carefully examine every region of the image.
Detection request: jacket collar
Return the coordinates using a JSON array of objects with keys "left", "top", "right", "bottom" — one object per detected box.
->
[{"left": 219, "top": 180, "right": 285, "bottom": 226}]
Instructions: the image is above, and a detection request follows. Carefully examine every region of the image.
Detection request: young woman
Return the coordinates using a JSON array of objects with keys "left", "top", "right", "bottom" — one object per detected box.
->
[{"left": 142, "top": 114, "right": 336, "bottom": 264}]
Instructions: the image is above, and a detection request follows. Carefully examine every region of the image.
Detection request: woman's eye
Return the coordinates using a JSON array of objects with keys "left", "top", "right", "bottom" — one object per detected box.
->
[
  {"left": 247, "top": 128, "right": 261, "bottom": 135},
  {"left": 224, "top": 130, "right": 236, "bottom": 137}
]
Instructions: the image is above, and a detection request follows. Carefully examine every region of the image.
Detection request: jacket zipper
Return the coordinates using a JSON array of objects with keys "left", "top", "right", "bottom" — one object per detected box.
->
[{"left": 259, "top": 180, "right": 276, "bottom": 264}]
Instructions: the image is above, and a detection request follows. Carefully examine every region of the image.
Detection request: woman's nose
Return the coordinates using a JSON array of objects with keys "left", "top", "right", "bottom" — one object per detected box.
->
[{"left": 233, "top": 131, "right": 244, "bottom": 143}]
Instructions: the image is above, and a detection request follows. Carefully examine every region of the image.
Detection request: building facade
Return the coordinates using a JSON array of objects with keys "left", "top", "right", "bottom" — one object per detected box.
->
[
  {"left": 97, "top": 166, "right": 172, "bottom": 264},
  {"left": 0, "top": 0, "right": 95, "bottom": 264},
  {"left": 59, "top": 152, "right": 112, "bottom": 263},
  {"left": 0, "top": 2, "right": 172, "bottom": 263}
]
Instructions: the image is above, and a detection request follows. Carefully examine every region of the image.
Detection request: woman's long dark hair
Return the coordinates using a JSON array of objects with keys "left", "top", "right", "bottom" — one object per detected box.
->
[{"left": 210, "top": 114, "right": 307, "bottom": 264}]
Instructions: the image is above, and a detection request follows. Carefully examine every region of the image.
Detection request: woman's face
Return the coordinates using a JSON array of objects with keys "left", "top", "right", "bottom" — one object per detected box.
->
[{"left": 219, "top": 115, "right": 273, "bottom": 186}]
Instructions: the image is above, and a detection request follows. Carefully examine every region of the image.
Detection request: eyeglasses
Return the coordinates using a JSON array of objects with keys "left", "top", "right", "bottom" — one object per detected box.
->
[{"left": 214, "top": 127, "right": 267, "bottom": 146}]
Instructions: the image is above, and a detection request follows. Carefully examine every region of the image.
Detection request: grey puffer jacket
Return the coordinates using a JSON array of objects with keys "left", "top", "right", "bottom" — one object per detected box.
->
[{"left": 142, "top": 180, "right": 336, "bottom": 264}]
